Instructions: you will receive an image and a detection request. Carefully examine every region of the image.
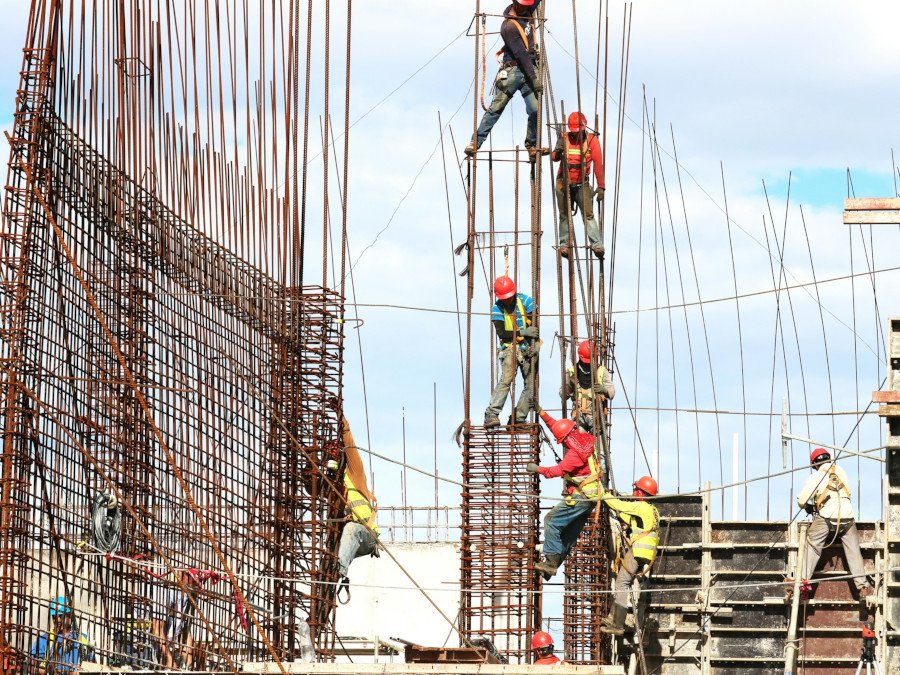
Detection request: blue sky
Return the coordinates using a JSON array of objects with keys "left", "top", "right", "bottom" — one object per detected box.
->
[{"left": 1, "top": 0, "right": 899, "bottom": 533}]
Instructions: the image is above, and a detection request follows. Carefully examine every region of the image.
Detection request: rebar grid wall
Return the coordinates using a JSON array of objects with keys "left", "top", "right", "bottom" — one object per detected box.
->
[
  {"left": 1, "top": 0, "right": 350, "bottom": 671},
  {"left": 460, "top": 427, "right": 541, "bottom": 663}
]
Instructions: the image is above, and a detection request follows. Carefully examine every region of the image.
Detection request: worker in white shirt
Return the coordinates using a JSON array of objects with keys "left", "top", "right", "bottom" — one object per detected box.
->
[{"left": 796, "top": 447, "right": 873, "bottom": 599}]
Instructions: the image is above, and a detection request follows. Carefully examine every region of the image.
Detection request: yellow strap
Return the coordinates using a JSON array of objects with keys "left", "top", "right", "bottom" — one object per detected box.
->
[{"left": 814, "top": 466, "right": 850, "bottom": 511}]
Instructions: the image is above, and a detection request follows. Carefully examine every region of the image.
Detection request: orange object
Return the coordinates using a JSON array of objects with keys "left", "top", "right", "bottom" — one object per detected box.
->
[{"left": 493, "top": 276, "right": 516, "bottom": 300}]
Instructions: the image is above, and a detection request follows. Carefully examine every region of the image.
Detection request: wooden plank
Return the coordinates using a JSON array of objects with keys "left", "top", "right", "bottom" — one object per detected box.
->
[
  {"left": 874, "top": 390, "right": 900, "bottom": 403},
  {"left": 844, "top": 197, "right": 900, "bottom": 210},
  {"left": 879, "top": 404, "right": 900, "bottom": 418},
  {"left": 843, "top": 209, "right": 900, "bottom": 224}
]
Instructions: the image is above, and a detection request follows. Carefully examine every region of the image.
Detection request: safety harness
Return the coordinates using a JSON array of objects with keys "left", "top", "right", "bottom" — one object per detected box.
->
[
  {"left": 500, "top": 295, "right": 530, "bottom": 346},
  {"left": 611, "top": 501, "right": 660, "bottom": 578},
  {"left": 563, "top": 452, "right": 602, "bottom": 504},
  {"left": 813, "top": 464, "right": 850, "bottom": 513},
  {"left": 495, "top": 13, "right": 537, "bottom": 64},
  {"left": 563, "top": 134, "right": 594, "bottom": 182}
]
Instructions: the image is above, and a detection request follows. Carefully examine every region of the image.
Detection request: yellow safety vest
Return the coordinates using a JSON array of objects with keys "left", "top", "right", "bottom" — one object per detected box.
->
[
  {"left": 501, "top": 296, "right": 530, "bottom": 343},
  {"left": 345, "top": 475, "right": 380, "bottom": 537},
  {"left": 603, "top": 495, "right": 659, "bottom": 565},
  {"left": 563, "top": 453, "right": 602, "bottom": 503}
]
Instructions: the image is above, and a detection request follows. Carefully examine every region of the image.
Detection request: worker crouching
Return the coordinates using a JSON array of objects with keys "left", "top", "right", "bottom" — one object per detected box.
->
[
  {"left": 529, "top": 410, "right": 602, "bottom": 578},
  {"left": 600, "top": 476, "right": 660, "bottom": 635}
]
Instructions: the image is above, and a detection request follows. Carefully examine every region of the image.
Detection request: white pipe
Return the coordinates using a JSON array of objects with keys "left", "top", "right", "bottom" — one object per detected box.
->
[{"left": 732, "top": 433, "right": 739, "bottom": 520}]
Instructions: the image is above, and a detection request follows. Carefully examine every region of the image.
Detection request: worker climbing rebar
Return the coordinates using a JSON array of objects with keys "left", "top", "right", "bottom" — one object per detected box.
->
[
  {"left": 465, "top": 0, "right": 545, "bottom": 161},
  {"left": 552, "top": 111, "right": 605, "bottom": 258},
  {"left": 561, "top": 339, "right": 615, "bottom": 434},
  {"left": 336, "top": 415, "right": 381, "bottom": 603},
  {"left": 794, "top": 447, "right": 874, "bottom": 600},
  {"left": 599, "top": 476, "right": 660, "bottom": 636},
  {"left": 528, "top": 409, "right": 601, "bottom": 578},
  {"left": 484, "top": 275, "right": 539, "bottom": 429}
]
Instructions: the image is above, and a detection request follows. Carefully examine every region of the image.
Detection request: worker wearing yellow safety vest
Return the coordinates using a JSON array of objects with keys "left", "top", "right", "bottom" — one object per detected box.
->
[
  {"left": 795, "top": 447, "right": 873, "bottom": 599},
  {"left": 561, "top": 339, "right": 615, "bottom": 434},
  {"left": 600, "top": 476, "right": 660, "bottom": 636},
  {"left": 529, "top": 410, "right": 602, "bottom": 579},
  {"left": 485, "top": 276, "right": 539, "bottom": 429},
  {"left": 336, "top": 416, "right": 380, "bottom": 603}
]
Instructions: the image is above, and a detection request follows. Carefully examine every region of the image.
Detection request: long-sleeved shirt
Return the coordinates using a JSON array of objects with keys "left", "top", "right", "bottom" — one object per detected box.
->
[
  {"left": 796, "top": 461, "right": 854, "bottom": 521},
  {"left": 491, "top": 293, "right": 535, "bottom": 346},
  {"left": 599, "top": 490, "right": 660, "bottom": 562},
  {"left": 565, "top": 362, "right": 615, "bottom": 401},
  {"left": 537, "top": 412, "right": 597, "bottom": 491},
  {"left": 500, "top": 1, "right": 543, "bottom": 85},
  {"left": 552, "top": 132, "right": 605, "bottom": 187}
]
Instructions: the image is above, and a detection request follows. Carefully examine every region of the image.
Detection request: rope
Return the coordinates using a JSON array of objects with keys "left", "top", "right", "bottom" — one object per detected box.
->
[{"left": 89, "top": 492, "right": 121, "bottom": 554}]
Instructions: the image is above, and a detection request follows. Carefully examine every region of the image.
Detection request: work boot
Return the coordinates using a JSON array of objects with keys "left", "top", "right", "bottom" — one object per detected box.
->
[
  {"left": 591, "top": 243, "right": 605, "bottom": 258},
  {"left": 558, "top": 246, "right": 569, "bottom": 259},
  {"left": 464, "top": 142, "right": 477, "bottom": 157},
  {"left": 484, "top": 416, "right": 501, "bottom": 430},
  {"left": 535, "top": 553, "right": 564, "bottom": 580},
  {"left": 600, "top": 604, "right": 628, "bottom": 635},
  {"left": 858, "top": 585, "right": 875, "bottom": 599}
]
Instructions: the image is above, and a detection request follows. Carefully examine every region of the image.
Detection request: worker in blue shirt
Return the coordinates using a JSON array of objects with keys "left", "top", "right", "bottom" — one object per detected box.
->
[
  {"left": 30, "top": 596, "right": 94, "bottom": 674},
  {"left": 485, "top": 275, "right": 538, "bottom": 428},
  {"left": 465, "top": 0, "right": 544, "bottom": 161}
]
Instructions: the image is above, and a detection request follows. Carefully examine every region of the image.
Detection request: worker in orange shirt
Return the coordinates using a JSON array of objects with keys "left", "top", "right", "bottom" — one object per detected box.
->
[{"left": 552, "top": 111, "right": 605, "bottom": 258}]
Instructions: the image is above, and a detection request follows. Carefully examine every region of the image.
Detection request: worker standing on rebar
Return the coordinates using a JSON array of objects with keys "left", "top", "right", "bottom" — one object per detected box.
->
[
  {"left": 336, "top": 416, "right": 380, "bottom": 603},
  {"left": 599, "top": 477, "right": 660, "bottom": 636},
  {"left": 561, "top": 339, "right": 615, "bottom": 433},
  {"left": 30, "top": 596, "right": 94, "bottom": 674},
  {"left": 529, "top": 410, "right": 600, "bottom": 577},
  {"left": 552, "top": 111, "right": 605, "bottom": 258},
  {"left": 464, "top": 0, "right": 544, "bottom": 161},
  {"left": 795, "top": 447, "right": 874, "bottom": 599},
  {"left": 485, "top": 276, "right": 539, "bottom": 429}
]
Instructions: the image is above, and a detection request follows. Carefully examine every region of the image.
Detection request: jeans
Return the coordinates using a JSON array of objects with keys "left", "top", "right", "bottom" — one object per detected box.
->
[
  {"left": 803, "top": 515, "right": 869, "bottom": 590},
  {"left": 471, "top": 64, "right": 538, "bottom": 150},
  {"left": 542, "top": 493, "right": 596, "bottom": 559},
  {"left": 484, "top": 344, "right": 537, "bottom": 423},
  {"left": 557, "top": 180, "right": 600, "bottom": 248},
  {"left": 338, "top": 522, "right": 378, "bottom": 578}
]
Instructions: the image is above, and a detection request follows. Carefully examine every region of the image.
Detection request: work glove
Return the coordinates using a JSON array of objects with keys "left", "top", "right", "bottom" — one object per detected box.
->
[
  {"left": 520, "top": 326, "right": 539, "bottom": 339},
  {"left": 526, "top": 462, "right": 540, "bottom": 474},
  {"left": 592, "top": 382, "right": 608, "bottom": 396},
  {"left": 532, "top": 81, "right": 543, "bottom": 96},
  {"left": 596, "top": 186, "right": 605, "bottom": 201}
]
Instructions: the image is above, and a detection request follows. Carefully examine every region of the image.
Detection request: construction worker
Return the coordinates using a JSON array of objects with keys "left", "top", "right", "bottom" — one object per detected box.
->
[
  {"left": 465, "top": 0, "right": 544, "bottom": 161},
  {"left": 561, "top": 339, "right": 615, "bottom": 433},
  {"left": 552, "top": 111, "right": 605, "bottom": 258},
  {"left": 529, "top": 410, "right": 600, "bottom": 577},
  {"left": 796, "top": 447, "right": 874, "bottom": 599},
  {"left": 600, "top": 476, "right": 660, "bottom": 636},
  {"left": 154, "top": 570, "right": 200, "bottom": 668},
  {"left": 485, "top": 276, "right": 538, "bottom": 428},
  {"left": 337, "top": 415, "right": 380, "bottom": 602},
  {"left": 531, "top": 630, "right": 561, "bottom": 665},
  {"left": 30, "top": 596, "right": 94, "bottom": 674}
]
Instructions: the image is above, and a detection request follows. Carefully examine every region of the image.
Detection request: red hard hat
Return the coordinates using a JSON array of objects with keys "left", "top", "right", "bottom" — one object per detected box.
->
[
  {"left": 531, "top": 631, "right": 553, "bottom": 650},
  {"left": 517, "top": 0, "right": 536, "bottom": 5},
  {"left": 577, "top": 340, "right": 592, "bottom": 363},
  {"left": 810, "top": 447, "right": 830, "bottom": 464},
  {"left": 634, "top": 476, "right": 658, "bottom": 496},
  {"left": 494, "top": 276, "right": 516, "bottom": 300},
  {"left": 550, "top": 418, "right": 575, "bottom": 443},
  {"left": 567, "top": 111, "right": 587, "bottom": 134}
]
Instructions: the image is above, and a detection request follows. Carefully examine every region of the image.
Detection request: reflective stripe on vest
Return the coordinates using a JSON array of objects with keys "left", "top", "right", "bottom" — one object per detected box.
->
[
  {"left": 626, "top": 502, "right": 660, "bottom": 564},
  {"left": 564, "top": 135, "right": 593, "bottom": 182},
  {"left": 345, "top": 477, "right": 380, "bottom": 536},
  {"left": 502, "top": 296, "right": 530, "bottom": 336}
]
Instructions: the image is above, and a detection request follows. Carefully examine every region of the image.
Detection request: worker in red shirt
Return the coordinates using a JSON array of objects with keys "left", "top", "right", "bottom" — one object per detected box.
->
[
  {"left": 531, "top": 631, "right": 562, "bottom": 665},
  {"left": 552, "top": 111, "right": 605, "bottom": 258},
  {"left": 528, "top": 409, "right": 601, "bottom": 578}
]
